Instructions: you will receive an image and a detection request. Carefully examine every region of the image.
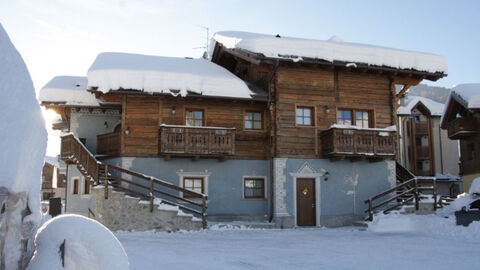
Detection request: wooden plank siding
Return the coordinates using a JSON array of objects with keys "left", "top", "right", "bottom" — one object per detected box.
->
[
  {"left": 120, "top": 94, "right": 269, "bottom": 159},
  {"left": 274, "top": 66, "right": 394, "bottom": 158}
]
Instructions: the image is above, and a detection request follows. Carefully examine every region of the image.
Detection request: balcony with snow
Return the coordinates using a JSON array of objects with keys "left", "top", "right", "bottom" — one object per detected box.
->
[{"left": 320, "top": 125, "right": 397, "bottom": 161}]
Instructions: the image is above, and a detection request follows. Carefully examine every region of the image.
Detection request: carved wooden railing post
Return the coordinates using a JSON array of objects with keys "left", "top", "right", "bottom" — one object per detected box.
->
[
  {"left": 104, "top": 164, "right": 109, "bottom": 200},
  {"left": 414, "top": 178, "right": 419, "bottom": 211},
  {"left": 202, "top": 195, "right": 207, "bottom": 229},
  {"left": 433, "top": 178, "right": 437, "bottom": 211},
  {"left": 367, "top": 198, "right": 373, "bottom": 221},
  {"left": 149, "top": 177, "right": 154, "bottom": 213}
]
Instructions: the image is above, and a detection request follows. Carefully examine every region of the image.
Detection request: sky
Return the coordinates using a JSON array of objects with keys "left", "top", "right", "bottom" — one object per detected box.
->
[{"left": 0, "top": 0, "right": 479, "bottom": 155}]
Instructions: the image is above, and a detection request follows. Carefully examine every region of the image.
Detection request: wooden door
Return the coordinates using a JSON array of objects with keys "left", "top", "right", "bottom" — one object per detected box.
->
[{"left": 296, "top": 178, "right": 316, "bottom": 226}]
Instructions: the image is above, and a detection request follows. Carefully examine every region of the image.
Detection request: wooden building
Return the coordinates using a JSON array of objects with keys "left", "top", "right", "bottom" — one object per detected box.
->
[
  {"left": 441, "top": 84, "right": 480, "bottom": 192},
  {"left": 40, "top": 31, "right": 447, "bottom": 229}
]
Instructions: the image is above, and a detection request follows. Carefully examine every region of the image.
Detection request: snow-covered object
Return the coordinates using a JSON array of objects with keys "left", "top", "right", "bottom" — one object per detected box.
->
[
  {"left": 38, "top": 76, "right": 99, "bottom": 106},
  {"left": 469, "top": 177, "right": 480, "bottom": 194},
  {"left": 44, "top": 156, "right": 59, "bottom": 168},
  {"left": 397, "top": 96, "right": 445, "bottom": 116},
  {"left": 27, "top": 215, "right": 129, "bottom": 270},
  {"left": 87, "top": 52, "right": 253, "bottom": 99},
  {"left": 450, "top": 83, "right": 480, "bottom": 109},
  {"left": 0, "top": 23, "right": 47, "bottom": 270},
  {"left": 211, "top": 31, "right": 447, "bottom": 74}
]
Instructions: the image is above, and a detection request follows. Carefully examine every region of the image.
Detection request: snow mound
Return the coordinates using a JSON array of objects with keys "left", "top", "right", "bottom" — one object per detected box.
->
[
  {"left": 397, "top": 96, "right": 445, "bottom": 116},
  {"left": 368, "top": 213, "right": 480, "bottom": 240},
  {"left": 211, "top": 31, "right": 447, "bottom": 74},
  {"left": 469, "top": 177, "right": 480, "bottom": 194},
  {"left": 451, "top": 83, "right": 480, "bottom": 109},
  {"left": 27, "top": 215, "right": 129, "bottom": 270},
  {"left": 38, "top": 76, "right": 99, "bottom": 106},
  {"left": 87, "top": 52, "right": 253, "bottom": 99}
]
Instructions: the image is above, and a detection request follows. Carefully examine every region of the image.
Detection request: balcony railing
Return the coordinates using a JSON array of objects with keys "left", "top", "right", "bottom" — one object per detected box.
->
[
  {"left": 415, "top": 146, "right": 431, "bottom": 159},
  {"left": 321, "top": 127, "right": 396, "bottom": 159},
  {"left": 447, "top": 118, "right": 477, "bottom": 139},
  {"left": 159, "top": 125, "right": 235, "bottom": 156},
  {"left": 97, "top": 131, "right": 121, "bottom": 156}
]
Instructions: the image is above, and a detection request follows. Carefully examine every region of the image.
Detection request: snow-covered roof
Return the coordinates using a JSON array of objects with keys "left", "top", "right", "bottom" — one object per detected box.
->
[
  {"left": 211, "top": 31, "right": 447, "bottom": 74},
  {"left": 39, "top": 76, "right": 99, "bottom": 106},
  {"left": 450, "top": 83, "right": 480, "bottom": 109},
  {"left": 397, "top": 96, "right": 445, "bottom": 116},
  {"left": 87, "top": 52, "right": 254, "bottom": 99},
  {"left": 44, "top": 156, "right": 59, "bottom": 167}
]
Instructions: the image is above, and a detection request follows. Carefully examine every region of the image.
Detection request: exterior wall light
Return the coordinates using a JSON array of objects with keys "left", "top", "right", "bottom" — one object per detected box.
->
[
  {"left": 171, "top": 106, "right": 176, "bottom": 115},
  {"left": 325, "top": 106, "right": 330, "bottom": 113},
  {"left": 324, "top": 171, "right": 330, "bottom": 181},
  {"left": 104, "top": 121, "right": 108, "bottom": 128},
  {"left": 124, "top": 126, "right": 130, "bottom": 135}
]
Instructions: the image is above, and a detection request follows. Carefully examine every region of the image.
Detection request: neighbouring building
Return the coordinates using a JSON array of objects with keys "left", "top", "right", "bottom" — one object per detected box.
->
[
  {"left": 441, "top": 84, "right": 480, "bottom": 192},
  {"left": 397, "top": 96, "right": 461, "bottom": 197},
  {"left": 42, "top": 156, "right": 67, "bottom": 200},
  {"left": 39, "top": 31, "right": 447, "bottom": 229}
]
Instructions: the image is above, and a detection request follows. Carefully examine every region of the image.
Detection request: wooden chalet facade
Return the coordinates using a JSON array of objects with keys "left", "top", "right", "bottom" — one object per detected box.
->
[
  {"left": 41, "top": 32, "right": 447, "bottom": 229},
  {"left": 441, "top": 84, "right": 480, "bottom": 192}
]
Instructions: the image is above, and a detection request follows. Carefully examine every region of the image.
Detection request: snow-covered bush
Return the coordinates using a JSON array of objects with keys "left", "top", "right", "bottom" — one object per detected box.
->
[
  {"left": 27, "top": 215, "right": 129, "bottom": 270},
  {"left": 0, "top": 23, "right": 47, "bottom": 270}
]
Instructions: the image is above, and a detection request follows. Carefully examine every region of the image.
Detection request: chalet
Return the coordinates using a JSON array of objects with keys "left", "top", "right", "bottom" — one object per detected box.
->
[
  {"left": 441, "top": 84, "right": 480, "bottom": 192},
  {"left": 397, "top": 96, "right": 461, "bottom": 197},
  {"left": 40, "top": 32, "right": 447, "bottom": 230},
  {"left": 41, "top": 156, "right": 67, "bottom": 200}
]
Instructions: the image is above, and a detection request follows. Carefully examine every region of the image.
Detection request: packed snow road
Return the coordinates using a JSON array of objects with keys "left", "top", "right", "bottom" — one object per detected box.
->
[{"left": 116, "top": 224, "right": 479, "bottom": 270}]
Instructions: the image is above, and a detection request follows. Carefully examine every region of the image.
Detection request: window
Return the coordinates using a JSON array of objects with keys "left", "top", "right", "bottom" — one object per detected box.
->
[
  {"left": 186, "top": 109, "right": 204, "bottom": 127},
  {"left": 245, "top": 111, "right": 263, "bottom": 130},
  {"left": 84, "top": 179, "right": 90, "bottom": 195},
  {"left": 467, "top": 143, "right": 476, "bottom": 160},
  {"left": 296, "top": 107, "right": 313, "bottom": 126},
  {"left": 244, "top": 178, "right": 265, "bottom": 199},
  {"left": 72, "top": 178, "right": 79, "bottom": 195},
  {"left": 338, "top": 109, "right": 371, "bottom": 128},
  {"left": 183, "top": 177, "right": 204, "bottom": 197}
]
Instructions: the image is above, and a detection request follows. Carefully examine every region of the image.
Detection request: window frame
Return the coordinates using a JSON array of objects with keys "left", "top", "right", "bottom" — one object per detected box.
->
[
  {"left": 244, "top": 110, "right": 264, "bottom": 130},
  {"left": 72, "top": 177, "right": 79, "bottom": 195},
  {"left": 185, "top": 108, "right": 205, "bottom": 127},
  {"left": 84, "top": 178, "right": 90, "bottom": 195},
  {"left": 295, "top": 105, "right": 315, "bottom": 127},
  {"left": 182, "top": 177, "right": 205, "bottom": 198},
  {"left": 243, "top": 177, "right": 266, "bottom": 199},
  {"left": 337, "top": 108, "right": 374, "bottom": 128}
]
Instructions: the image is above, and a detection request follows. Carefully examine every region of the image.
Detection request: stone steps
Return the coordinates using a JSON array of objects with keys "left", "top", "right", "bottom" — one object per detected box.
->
[{"left": 92, "top": 187, "right": 202, "bottom": 232}]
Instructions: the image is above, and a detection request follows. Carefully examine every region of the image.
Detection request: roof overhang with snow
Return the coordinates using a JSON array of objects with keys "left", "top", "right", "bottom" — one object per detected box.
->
[
  {"left": 211, "top": 31, "right": 447, "bottom": 81},
  {"left": 397, "top": 96, "right": 445, "bottom": 117},
  {"left": 39, "top": 76, "right": 100, "bottom": 107},
  {"left": 87, "top": 52, "right": 260, "bottom": 100},
  {"left": 440, "top": 83, "right": 480, "bottom": 128}
]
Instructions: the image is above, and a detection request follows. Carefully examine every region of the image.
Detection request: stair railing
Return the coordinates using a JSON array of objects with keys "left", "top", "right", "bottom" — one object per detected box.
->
[{"left": 61, "top": 134, "right": 208, "bottom": 229}]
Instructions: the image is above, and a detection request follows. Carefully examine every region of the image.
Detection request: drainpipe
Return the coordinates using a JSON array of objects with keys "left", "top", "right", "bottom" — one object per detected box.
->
[
  {"left": 438, "top": 120, "right": 444, "bottom": 174},
  {"left": 268, "top": 60, "right": 279, "bottom": 223}
]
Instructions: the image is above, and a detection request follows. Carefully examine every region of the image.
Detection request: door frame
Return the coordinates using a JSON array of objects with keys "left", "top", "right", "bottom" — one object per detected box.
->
[{"left": 291, "top": 173, "right": 322, "bottom": 227}]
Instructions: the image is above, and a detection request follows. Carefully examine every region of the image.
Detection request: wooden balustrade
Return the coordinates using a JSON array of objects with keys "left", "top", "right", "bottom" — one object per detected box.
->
[
  {"left": 61, "top": 134, "right": 99, "bottom": 182},
  {"left": 414, "top": 122, "right": 428, "bottom": 134},
  {"left": 159, "top": 125, "right": 235, "bottom": 156},
  {"left": 321, "top": 127, "right": 396, "bottom": 159},
  {"left": 447, "top": 117, "right": 478, "bottom": 139},
  {"left": 97, "top": 131, "right": 121, "bottom": 156},
  {"left": 415, "top": 146, "right": 431, "bottom": 159}
]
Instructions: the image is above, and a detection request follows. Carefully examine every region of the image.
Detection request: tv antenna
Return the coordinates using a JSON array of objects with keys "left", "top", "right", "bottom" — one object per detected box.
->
[{"left": 193, "top": 25, "right": 210, "bottom": 59}]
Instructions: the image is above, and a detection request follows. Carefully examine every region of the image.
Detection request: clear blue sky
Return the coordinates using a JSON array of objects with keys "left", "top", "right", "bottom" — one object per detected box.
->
[
  {"left": 1, "top": 0, "right": 479, "bottom": 155},
  {"left": 1, "top": 0, "right": 479, "bottom": 90}
]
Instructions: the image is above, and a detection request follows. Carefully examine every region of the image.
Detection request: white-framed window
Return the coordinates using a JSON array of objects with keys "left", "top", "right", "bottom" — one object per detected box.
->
[{"left": 177, "top": 170, "right": 210, "bottom": 198}]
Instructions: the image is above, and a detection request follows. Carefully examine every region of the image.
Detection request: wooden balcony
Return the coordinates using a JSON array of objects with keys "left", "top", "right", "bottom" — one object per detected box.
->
[
  {"left": 415, "top": 146, "right": 431, "bottom": 159},
  {"left": 414, "top": 122, "right": 428, "bottom": 135},
  {"left": 447, "top": 118, "right": 478, "bottom": 139},
  {"left": 320, "top": 127, "right": 396, "bottom": 161},
  {"left": 159, "top": 125, "right": 235, "bottom": 157},
  {"left": 97, "top": 131, "right": 121, "bottom": 156}
]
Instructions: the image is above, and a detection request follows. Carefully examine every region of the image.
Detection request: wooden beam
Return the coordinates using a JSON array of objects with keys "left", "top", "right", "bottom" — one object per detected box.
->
[
  {"left": 350, "top": 156, "right": 366, "bottom": 162},
  {"left": 395, "top": 84, "right": 411, "bottom": 101},
  {"left": 330, "top": 156, "right": 345, "bottom": 162},
  {"left": 163, "top": 155, "right": 171, "bottom": 161}
]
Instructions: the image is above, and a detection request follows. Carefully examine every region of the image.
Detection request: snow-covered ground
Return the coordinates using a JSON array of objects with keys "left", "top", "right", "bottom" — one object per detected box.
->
[{"left": 117, "top": 220, "right": 479, "bottom": 270}]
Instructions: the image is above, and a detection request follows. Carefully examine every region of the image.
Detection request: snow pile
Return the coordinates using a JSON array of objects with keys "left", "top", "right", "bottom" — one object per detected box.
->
[
  {"left": 0, "top": 23, "right": 47, "bottom": 269},
  {"left": 87, "top": 52, "right": 253, "bottom": 99},
  {"left": 470, "top": 177, "right": 480, "bottom": 194},
  {"left": 368, "top": 213, "right": 480, "bottom": 240},
  {"left": 38, "top": 76, "right": 99, "bottom": 106},
  {"left": 27, "top": 215, "right": 129, "bottom": 270},
  {"left": 212, "top": 31, "right": 447, "bottom": 74},
  {"left": 451, "top": 83, "right": 480, "bottom": 109},
  {"left": 397, "top": 96, "right": 445, "bottom": 116}
]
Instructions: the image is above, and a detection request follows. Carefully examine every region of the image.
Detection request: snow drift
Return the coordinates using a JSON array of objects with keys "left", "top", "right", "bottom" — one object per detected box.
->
[
  {"left": 27, "top": 215, "right": 129, "bottom": 270},
  {"left": 0, "top": 23, "right": 47, "bottom": 270}
]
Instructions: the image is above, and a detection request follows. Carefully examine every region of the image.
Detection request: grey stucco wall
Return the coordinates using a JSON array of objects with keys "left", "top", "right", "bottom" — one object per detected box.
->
[
  {"left": 65, "top": 165, "right": 96, "bottom": 215},
  {"left": 273, "top": 158, "right": 395, "bottom": 227},
  {"left": 103, "top": 157, "right": 270, "bottom": 220},
  {"left": 431, "top": 118, "right": 460, "bottom": 176},
  {"left": 70, "top": 108, "right": 121, "bottom": 154}
]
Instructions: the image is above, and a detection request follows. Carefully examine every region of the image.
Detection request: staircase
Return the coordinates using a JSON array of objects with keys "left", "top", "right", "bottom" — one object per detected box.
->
[
  {"left": 61, "top": 134, "right": 207, "bottom": 230},
  {"left": 364, "top": 162, "right": 438, "bottom": 221}
]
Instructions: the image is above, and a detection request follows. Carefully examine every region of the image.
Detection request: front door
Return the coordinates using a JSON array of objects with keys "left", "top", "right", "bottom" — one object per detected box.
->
[{"left": 296, "top": 178, "right": 316, "bottom": 226}]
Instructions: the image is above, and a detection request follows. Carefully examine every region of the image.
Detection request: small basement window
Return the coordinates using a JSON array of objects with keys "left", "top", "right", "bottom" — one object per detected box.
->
[
  {"left": 183, "top": 177, "right": 204, "bottom": 198},
  {"left": 72, "top": 178, "right": 79, "bottom": 195},
  {"left": 244, "top": 178, "right": 265, "bottom": 199}
]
